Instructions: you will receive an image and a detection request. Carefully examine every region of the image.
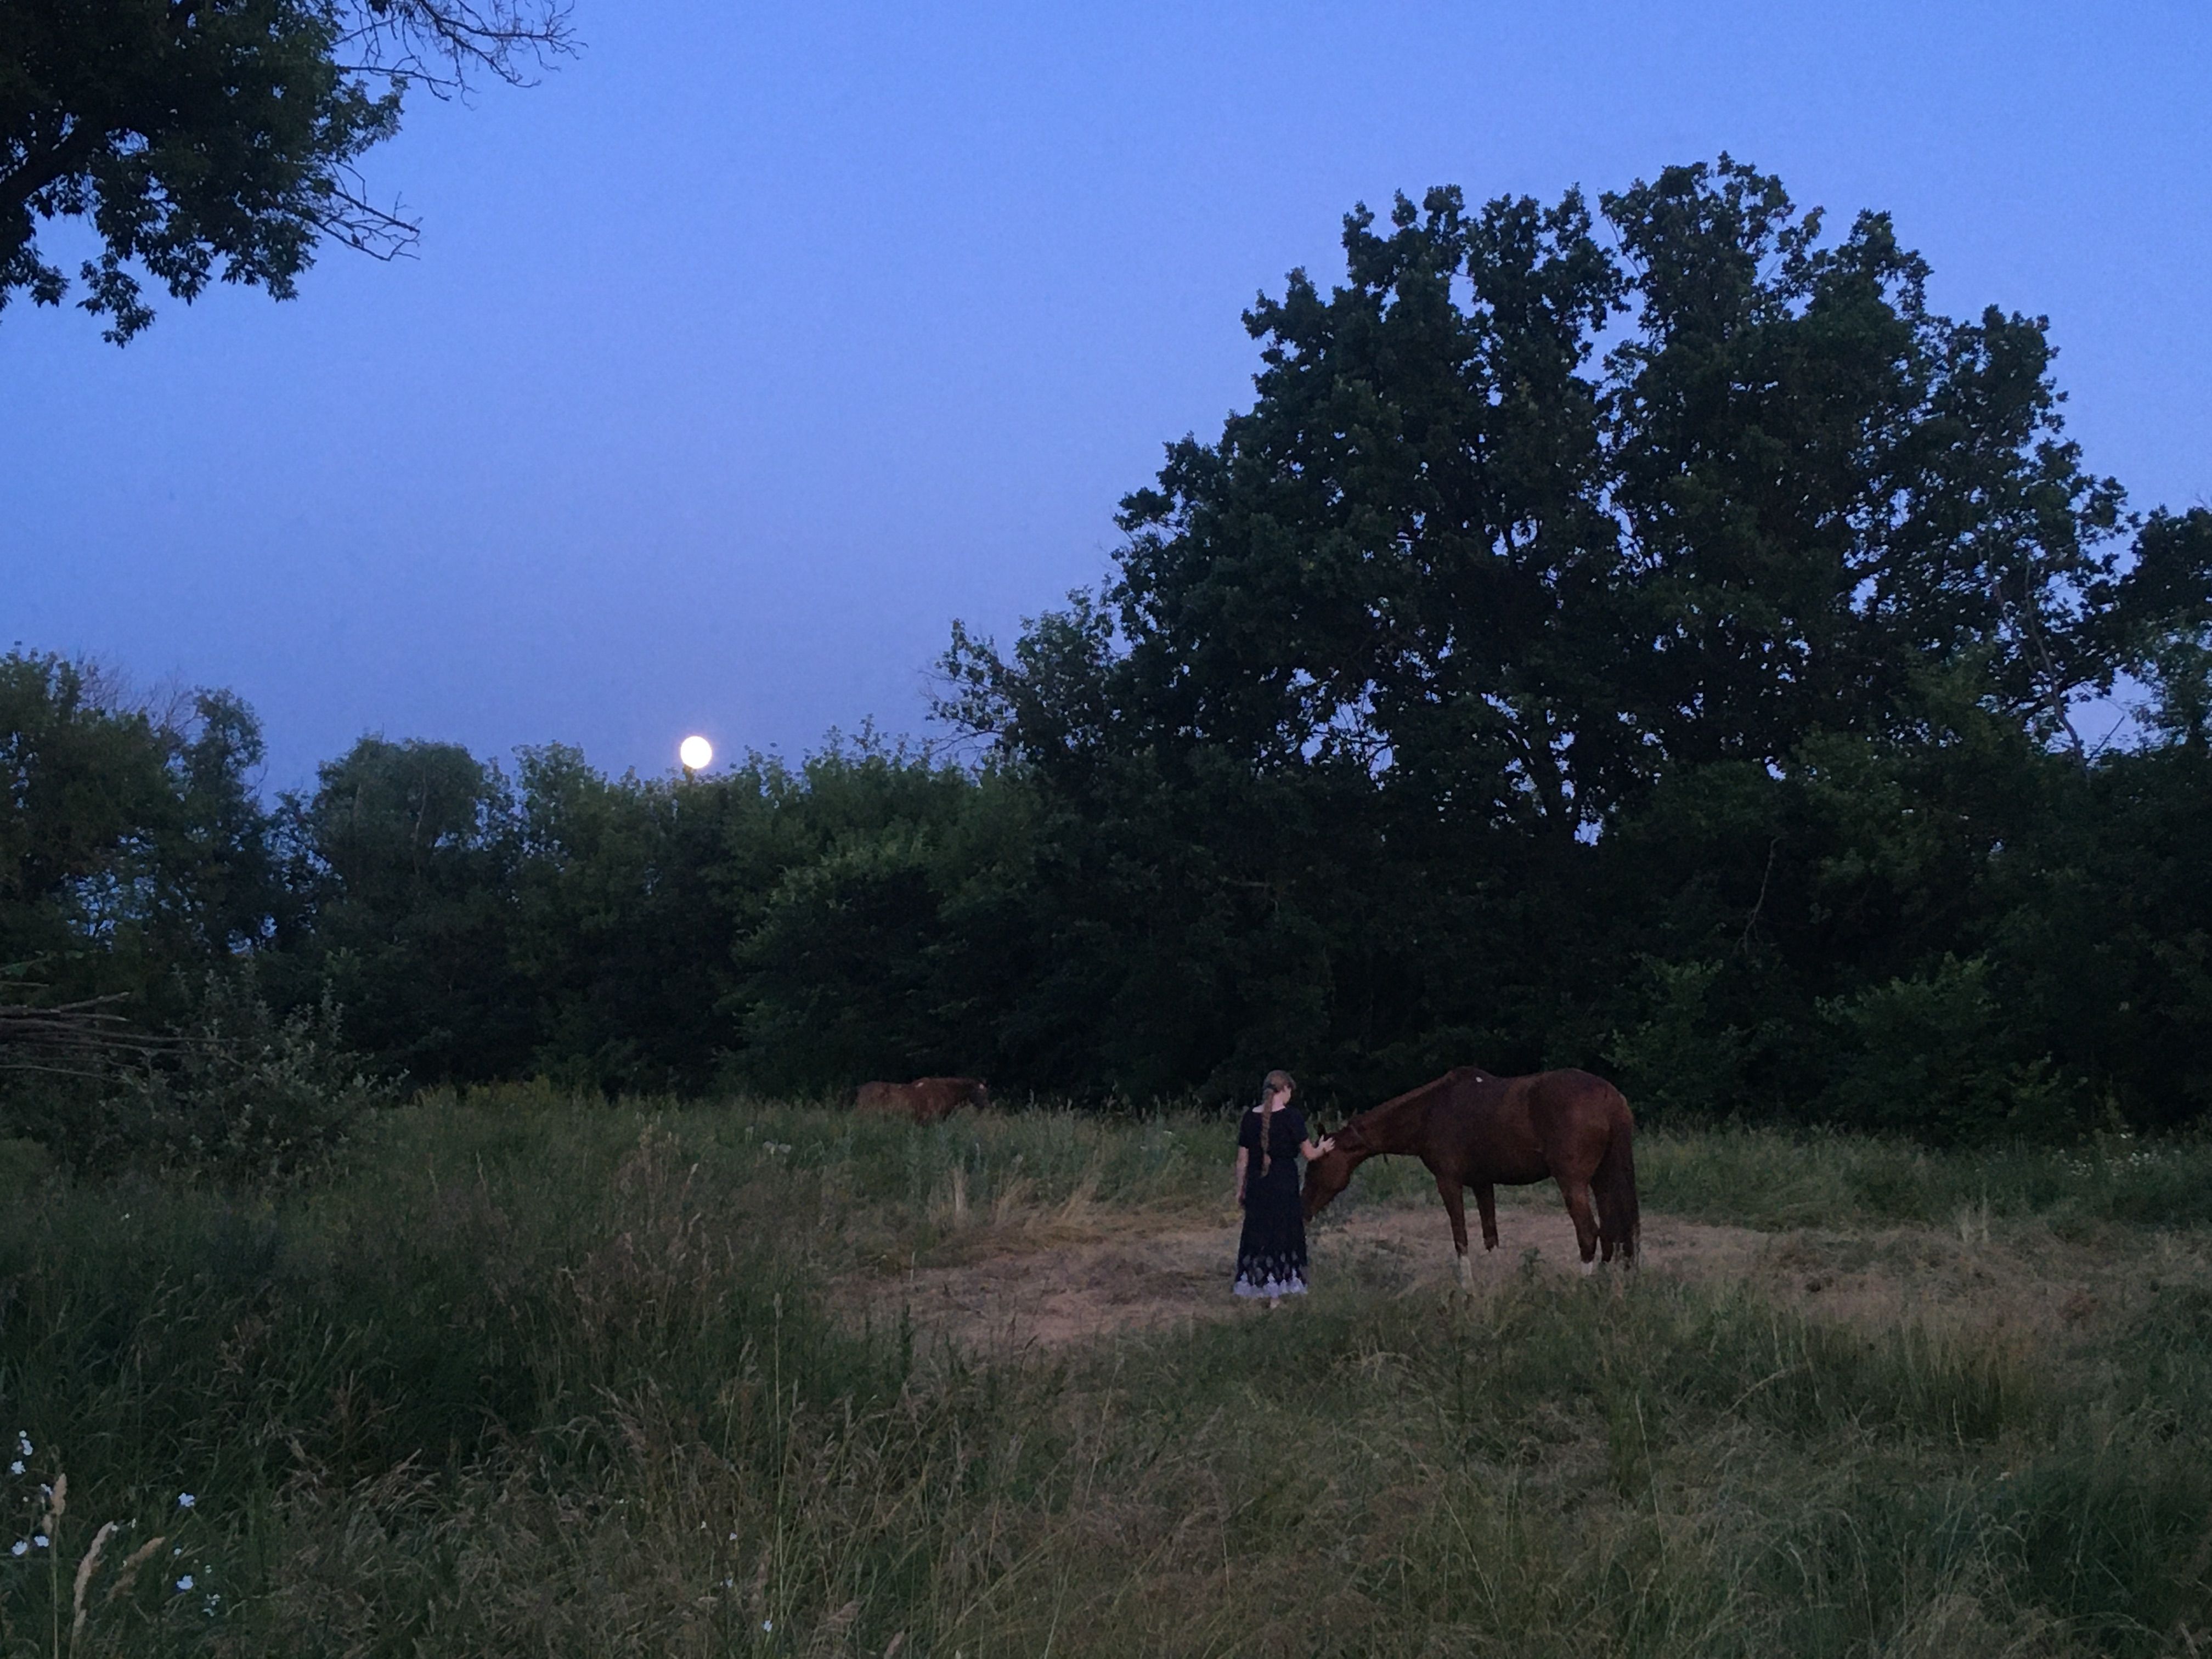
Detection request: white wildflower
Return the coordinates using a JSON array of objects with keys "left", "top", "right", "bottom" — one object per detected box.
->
[
  {"left": 176, "top": 1492, "right": 196, "bottom": 1509},
  {"left": 14, "top": 1434, "right": 28, "bottom": 1458},
  {"left": 7, "top": 1462, "right": 19, "bottom": 1477},
  {"left": 761, "top": 1619, "right": 774, "bottom": 1633},
  {"left": 175, "top": 1575, "right": 194, "bottom": 1592},
  {"left": 32, "top": 1536, "right": 47, "bottom": 1550},
  {"left": 8, "top": 1541, "right": 24, "bottom": 1557}
]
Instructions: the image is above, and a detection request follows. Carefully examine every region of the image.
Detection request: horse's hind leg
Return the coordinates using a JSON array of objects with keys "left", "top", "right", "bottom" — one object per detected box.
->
[
  {"left": 1432, "top": 1169, "right": 1474, "bottom": 1290},
  {"left": 1594, "top": 1186, "right": 1621, "bottom": 1263},
  {"left": 1558, "top": 1177, "right": 1601, "bottom": 1274},
  {"left": 1473, "top": 1183, "right": 1499, "bottom": 1252}
]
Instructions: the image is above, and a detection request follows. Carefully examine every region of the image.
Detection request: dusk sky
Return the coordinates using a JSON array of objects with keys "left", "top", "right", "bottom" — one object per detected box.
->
[{"left": 5, "top": 1, "right": 2207, "bottom": 792}]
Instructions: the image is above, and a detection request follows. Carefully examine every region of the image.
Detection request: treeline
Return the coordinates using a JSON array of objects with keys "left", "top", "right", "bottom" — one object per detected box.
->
[{"left": 7, "top": 159, "right": 2211, "bottom": 1141}]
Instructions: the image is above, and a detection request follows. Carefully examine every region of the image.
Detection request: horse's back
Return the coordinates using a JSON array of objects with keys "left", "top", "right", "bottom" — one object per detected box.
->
[
  {"left": 856, "top": 1076, "right": 988, "bottom": 1125},
  {"left": 1523, "top": 1067, "right": 1630, "bottom": 1143},
  {"left": 1436, "top": 1070, "right": 1550, "bottom": 1180},
  {"left": 1445, "top": 1068, "right": 1629, "bottom": 1176},
  {"left": 1529, "top": 1067, "right": 1630, "bottom": 1118},
  {"left": 910, "top": 1076, "right": 988, "bottom": 1124}
]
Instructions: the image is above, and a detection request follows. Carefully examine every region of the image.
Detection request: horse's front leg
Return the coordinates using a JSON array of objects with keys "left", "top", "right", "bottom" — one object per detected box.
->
[{"left": 1431, "top": 1165, "right": 1473, "bottom": 1290}]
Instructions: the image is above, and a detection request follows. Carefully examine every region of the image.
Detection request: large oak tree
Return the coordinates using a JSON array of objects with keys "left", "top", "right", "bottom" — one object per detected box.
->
[{"left": 937, "top": 159, "right": 2212, "bottom": 1109}]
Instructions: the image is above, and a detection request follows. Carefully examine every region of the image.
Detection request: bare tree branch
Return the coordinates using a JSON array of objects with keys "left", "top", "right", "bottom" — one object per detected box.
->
[
  {"left": 338, "top": 0, "right": 578, "bottom": 97},
  {"left": 0, "top": 969, "right": 178, "bottom": 1076}
]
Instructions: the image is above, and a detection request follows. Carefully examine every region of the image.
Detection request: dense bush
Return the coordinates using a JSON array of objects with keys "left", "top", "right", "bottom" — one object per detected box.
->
[
  {"left": 3, "top": 975, "right": 392, "bottom": 1181},
  {"left": 103, "top": 977, "right": 393, "bottom": 1181}
]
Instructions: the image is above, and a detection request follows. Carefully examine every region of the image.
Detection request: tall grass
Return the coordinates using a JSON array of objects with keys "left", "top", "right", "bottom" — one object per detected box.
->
[
  {"left": 1634, "top": 1122, "right": 2212, "bottom": 1234},
  {"left": 0, "top": 1096, "right": 2207, "bottom": 1654}
]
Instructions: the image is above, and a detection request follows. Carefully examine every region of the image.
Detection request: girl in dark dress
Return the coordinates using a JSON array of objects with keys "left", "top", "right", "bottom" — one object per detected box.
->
[{"left": 1232, "top": 1069, "right": 1334, "bottom": 1306}]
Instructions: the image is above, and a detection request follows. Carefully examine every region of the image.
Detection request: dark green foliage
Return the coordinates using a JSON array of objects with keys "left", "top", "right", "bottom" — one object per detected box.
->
[
  {"left": 261, "top": 729, "right": 1042, "bottom": 1095},
  {"left": 730, "top": 742, "right": 1037, "bottom": 1093},
  {"left": 100, "top": 974, "right": 393, "bottom": 1180},
  {"left": 933, "top": 159, "right": 2212, "bottom": 1129},
  {"left": 6, "top": 159, "right": 2212, "bottom": 1139},
  {"left": 272, "top": 734, "right": 534, "bottom": 1083},
  {"left": 0, "top": 654, "right": 280, "bottom": 1013},
  {"left": 3, "top": 975, "right": 390, "bottom": 1183},
  {"left": 0, "top": 0, "right": 568, "bottom": 341}
]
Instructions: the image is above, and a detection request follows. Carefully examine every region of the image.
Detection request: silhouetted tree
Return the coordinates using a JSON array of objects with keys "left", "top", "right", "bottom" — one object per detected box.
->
[{"left": 0, "top": 0, "right": 572, "bottom": 340}]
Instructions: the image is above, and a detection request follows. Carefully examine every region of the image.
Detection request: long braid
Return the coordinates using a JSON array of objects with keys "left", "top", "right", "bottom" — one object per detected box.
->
[{"left": 1257, "top": 1068, "right": 1296, "bottom": 1179}]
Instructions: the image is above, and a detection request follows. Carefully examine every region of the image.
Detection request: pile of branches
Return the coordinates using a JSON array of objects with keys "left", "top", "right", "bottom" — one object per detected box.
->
[{"left": 0, "top": 972, "right": 170, "bottom": 1080}]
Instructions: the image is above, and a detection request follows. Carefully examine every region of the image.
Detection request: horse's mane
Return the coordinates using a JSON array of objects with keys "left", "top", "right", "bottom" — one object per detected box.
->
[{"left": 1335, "top": 1066, "right": 1491, "bottom": 1150}]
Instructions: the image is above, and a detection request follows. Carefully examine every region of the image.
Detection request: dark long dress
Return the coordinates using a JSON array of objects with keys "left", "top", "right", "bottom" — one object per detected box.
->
[{"left": 1233, "top": 1104, "right": 1310, "bottom": 1299}]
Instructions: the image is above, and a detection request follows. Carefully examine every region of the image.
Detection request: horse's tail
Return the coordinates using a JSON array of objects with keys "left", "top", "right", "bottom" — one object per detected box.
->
[{"left": 1594, "top": 1094, "right": 1640, "bottom": 1265}]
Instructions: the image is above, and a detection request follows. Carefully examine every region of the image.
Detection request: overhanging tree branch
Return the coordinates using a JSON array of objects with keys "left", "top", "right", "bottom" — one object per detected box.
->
[
  {"left": 0, "top": 0, "right": 577, "bottom": 341},
  {"left": 338, "top": 0, "right": 576, "bottom": 94}
]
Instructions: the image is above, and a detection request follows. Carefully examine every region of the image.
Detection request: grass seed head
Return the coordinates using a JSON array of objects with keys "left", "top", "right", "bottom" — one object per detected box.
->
[
  {"left": 106, "top": 1533, "right": 168, "bottom": 1602},
  {"left": 71, "top": 1520, "right": 116, "bottom": 1644}
]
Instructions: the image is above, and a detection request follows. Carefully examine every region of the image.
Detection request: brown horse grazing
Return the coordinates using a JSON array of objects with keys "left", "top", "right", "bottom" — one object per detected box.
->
[
  {"left": 854, "top": 1076, "right": 990, "bottom": 1125},
  {"left": 1304, "top": 1066, "right": 1638, "bottom": 1284}
]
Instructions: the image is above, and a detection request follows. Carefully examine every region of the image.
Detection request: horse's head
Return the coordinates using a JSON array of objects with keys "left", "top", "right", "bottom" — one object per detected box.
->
[{"left": 1302, "top": 1121, "right": 1370, "bottom": 1220}]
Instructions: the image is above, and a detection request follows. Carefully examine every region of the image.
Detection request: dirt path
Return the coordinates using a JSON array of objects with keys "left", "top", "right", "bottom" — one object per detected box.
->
[{"left": 840, "top": 1194, "right": 2162, "bottom": 1354}]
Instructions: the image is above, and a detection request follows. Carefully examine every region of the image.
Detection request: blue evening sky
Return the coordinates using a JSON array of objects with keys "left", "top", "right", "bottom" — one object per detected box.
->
[{"left": 3, "top": 1, "right": 2206, "bottom": 789}]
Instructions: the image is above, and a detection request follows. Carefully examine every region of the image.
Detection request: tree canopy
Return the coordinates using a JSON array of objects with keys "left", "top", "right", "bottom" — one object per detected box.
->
[
  {"left": 935, "top": 160, "right": 2212, "bottom": 1118},
  {"left": 0, "top": 0, "right": 570, "bottom": 341},
  {"left": 943, "top": 162, "right": 2172, "bottom": 824}
]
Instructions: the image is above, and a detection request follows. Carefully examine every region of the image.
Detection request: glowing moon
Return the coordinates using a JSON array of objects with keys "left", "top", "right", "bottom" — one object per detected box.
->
[{"left": 678, "top": 735, "right": 714, "bottom": 771}]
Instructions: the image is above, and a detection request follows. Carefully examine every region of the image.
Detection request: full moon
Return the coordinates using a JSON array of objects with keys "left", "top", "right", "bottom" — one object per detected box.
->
[{"left": 678, "top": 735, "right": 714, "bottom": 771}]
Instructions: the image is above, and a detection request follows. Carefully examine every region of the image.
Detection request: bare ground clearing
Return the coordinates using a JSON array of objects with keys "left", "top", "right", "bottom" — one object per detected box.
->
[{"left": 839, "top": 1190, "right": 2197, "bottom": 1355}]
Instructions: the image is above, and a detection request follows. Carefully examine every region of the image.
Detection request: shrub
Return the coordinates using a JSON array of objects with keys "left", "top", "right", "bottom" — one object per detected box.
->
[
  {"left": 1822, "top": 955, "right": 2083, "bottom": 1143},
  {"left": 88, "top": 975, "right": 393, "bottom": 1181}
]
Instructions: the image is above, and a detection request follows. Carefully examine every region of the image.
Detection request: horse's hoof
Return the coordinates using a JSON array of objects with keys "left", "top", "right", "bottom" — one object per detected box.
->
[{"left": 1579, "top": 1257, "right": 1598, "bottom": 1278}]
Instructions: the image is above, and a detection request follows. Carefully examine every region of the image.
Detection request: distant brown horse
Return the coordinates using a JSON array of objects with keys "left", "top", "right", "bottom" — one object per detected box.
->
[
  {"left": 1304, "top": 1066, "right": 1638, "bottom": 1283},
  {"left": 854, "top": 1076, "right": 990, "bottom": 1126}
]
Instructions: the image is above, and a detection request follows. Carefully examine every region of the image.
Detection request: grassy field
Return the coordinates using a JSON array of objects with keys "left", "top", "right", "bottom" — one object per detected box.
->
[{"left": 3, "top": 1091, "right": 2212, "bottom": 1656}]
